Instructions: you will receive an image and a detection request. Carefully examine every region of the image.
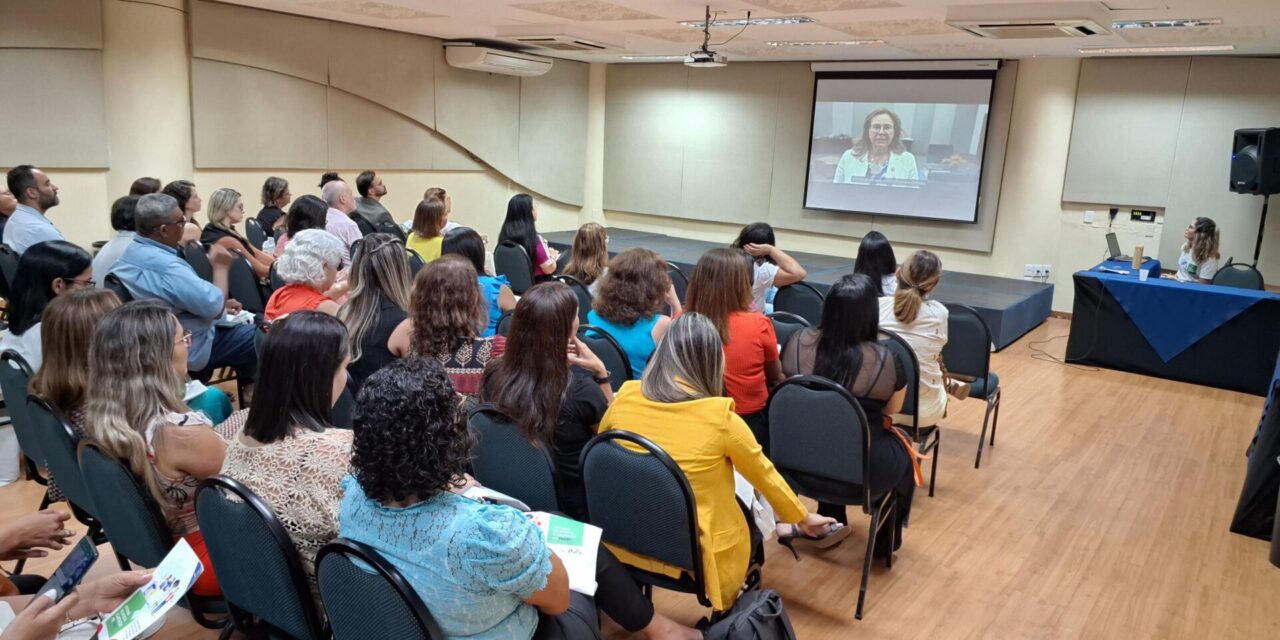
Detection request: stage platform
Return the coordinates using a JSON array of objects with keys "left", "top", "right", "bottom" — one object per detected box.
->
[{"left": 544, "top": 228, "right": 1052, "bottom": 350}]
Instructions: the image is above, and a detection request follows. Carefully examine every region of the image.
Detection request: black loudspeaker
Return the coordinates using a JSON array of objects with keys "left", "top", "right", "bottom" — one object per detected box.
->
[{"left": 1230, "top": 128, "right": 1280, "bottom": 195}]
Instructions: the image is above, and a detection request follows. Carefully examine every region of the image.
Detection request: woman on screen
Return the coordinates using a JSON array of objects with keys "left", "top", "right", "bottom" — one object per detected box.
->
[{"left": 834, "top": 109, "right": 920, "bottom": 183}]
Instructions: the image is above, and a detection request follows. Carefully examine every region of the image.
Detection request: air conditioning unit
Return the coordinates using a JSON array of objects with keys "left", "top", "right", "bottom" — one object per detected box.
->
[
  {"left": 445, "top": 45, "right": 553, "bottom": 77},
  {"left": 945, "top": 2, "right": 1111, "bottom": 39},
  {"left": 507, "top": 35, "right": 608, "bottom": 52},
  {"left": 949, "top": 18, "right": 1108, "bottom": 39}
]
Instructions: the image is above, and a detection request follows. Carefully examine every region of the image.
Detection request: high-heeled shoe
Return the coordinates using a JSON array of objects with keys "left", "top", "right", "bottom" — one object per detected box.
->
[{"left": 775, "top": 523, "right": 850, "bottom": 561}]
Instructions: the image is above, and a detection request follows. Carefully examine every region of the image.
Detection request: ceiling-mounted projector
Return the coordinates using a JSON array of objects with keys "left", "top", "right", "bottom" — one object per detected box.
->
[{"left": 685, "top": 49, "right": 727, "bottom": 68}]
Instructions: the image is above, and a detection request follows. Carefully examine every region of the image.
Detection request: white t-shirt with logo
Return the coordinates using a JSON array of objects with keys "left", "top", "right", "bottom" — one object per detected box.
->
[{"left": 1176, "top": 248, "right": 1218, "bottom": 283}]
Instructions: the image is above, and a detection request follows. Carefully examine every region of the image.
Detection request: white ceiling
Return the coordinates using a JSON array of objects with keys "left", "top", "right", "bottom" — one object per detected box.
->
[{"left": 214, "top": 0, "right": 1280, "bottom": 62}]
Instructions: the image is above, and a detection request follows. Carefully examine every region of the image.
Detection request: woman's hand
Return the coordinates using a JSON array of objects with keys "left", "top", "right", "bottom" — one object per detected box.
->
[
  {"left": 2, "top": 592, "right": 80, "bottom": 640},
  {"left": 0, "top": 510, "right": 72, "bottom": 560},
  {"left": 567, "top": 336, "right": 607, "bottom": 379},
  {"left": 742, "top": 243, "right": 774, "bottom": 259},
  {"left": 796, "top": 512, "right": 839, "bottom": 538},
  {"left": 68, "top": 571, "right": 152, "bottom": 619}
]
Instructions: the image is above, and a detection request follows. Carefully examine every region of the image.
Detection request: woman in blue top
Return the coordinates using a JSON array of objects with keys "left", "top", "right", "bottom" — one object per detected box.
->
[
  {"left": 586, "top": 248, "right": 680, "bottom": 379},
  {"left": 339, "top": 357, "right": 698, "bottom": 640},
  {"left": 442, "top": 227, "right": 515, "bottom": 337}
]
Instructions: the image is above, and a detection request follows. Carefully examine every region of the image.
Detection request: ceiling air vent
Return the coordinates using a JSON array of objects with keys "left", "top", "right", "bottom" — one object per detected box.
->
[
  {"left": 949, "top": 18, "right": 1109, "bottom": 39},
  {"left": 508, "top": 35, "right": 608, "bottom": 52}
]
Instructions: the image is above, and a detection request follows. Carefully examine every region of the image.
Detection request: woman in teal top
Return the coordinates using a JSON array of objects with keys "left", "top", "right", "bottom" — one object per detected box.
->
[
  {"left": 585, "top": 248, "right": 678, "bottom": 379},
  {"left": 442, "top": 228, "right": 515, "bottom": 337}
]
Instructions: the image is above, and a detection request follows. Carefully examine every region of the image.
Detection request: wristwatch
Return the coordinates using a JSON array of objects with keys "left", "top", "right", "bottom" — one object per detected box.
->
[{"left": 592, "top": 371, "right": 612, "bottom": 385}]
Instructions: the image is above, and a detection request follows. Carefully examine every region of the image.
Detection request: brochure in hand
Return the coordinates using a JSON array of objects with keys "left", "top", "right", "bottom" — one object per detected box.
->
[
  {"left": 96, "top": 539, "right": 203, "bottom": 640},
  {"left": 527, "top": 512, "right": 602, "bottom": 596}
]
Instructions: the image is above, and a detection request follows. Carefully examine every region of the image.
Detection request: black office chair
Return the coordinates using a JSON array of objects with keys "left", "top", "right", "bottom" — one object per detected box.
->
[
  {"left": 0, "top": 351, "right": 53, "bottom": 550},
  {"left": 494, "top": 241, "right": 534, "bottom": 295},
  {"left": 183, "top": 242, "right": 214, "bottom": 282},
  {"left": 268, "top": 262, "right": 285, "bottom": 294},
  {"left": 245, "top": 218, "right": 267, "bottom": 251},
  {"left": 352, "top": 216, "right": 376, "bottom": 237},
  {"left": 580, "top": 431, "right": 713, "bottom": 608},
  {"left": 317, "top": 539, "right": 443, "bottom": 640},
  {"left": 767, "top": 376, "right": 896, "bottom": 620},
  {"left": 495, "top": 311, "right": 514, "bottom": 337},
  {"left": 667, "top": 263, "right": 689, "bottom": 303},
  {"left": 467, "top": 405, "right": 562, "bottom": 513},
  {"left": 228, "top": 255, "right": 267, "bottom": 315},
  {"left": 406, "top": 247, "right": 426, "bottom": 277},
  {"left": 767, "top": 311, "right": 810, "bottom": 355},
  {"left": 78, "top": 443, "right": 227, "bottom": 629},
  {"left": 349, "top": 237, "right": 365, "bottom": 258},
  {"left": 331, "top": 387, "right": 355, "bottom": 430},
  {"left": 941, "top": 304, "right": 1002, "bottom": 469},
  {"left": 577, "top": 325, "right": 632, "bottom": 392},
  {"left": 0, "top": 244, "right": 19, "bottom": 301},
  {"left": 103, "top": 273, "right": 133, "bottom": 302},
  {"left": 378, "top": 220, "right": 408, "bottom": 242},
  {"left": 553, "top": 274, "right": 594, "bottom": 325},
  {"left": 195, "top": 476, "right": 327, "bottom": 640},
  {"left": 1213, "top": 263, "right": 1265, "bottom": 290},
  {"left": 879, "top": 330, "right": 938, "bottom": 496},
  {"left": 773, "top": 282, "right": 825, "bottom": 326},
  {"left": 556, "top": 246, "right": 573, "bottom": 272}
]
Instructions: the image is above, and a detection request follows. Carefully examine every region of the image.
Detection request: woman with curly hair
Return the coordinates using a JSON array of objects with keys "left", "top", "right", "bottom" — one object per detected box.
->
[
  {"left": 1176, "top": 216, "right": 1221, "bottom": 284},
  {"left": 586, "top": 248, "right": 680, "bottom": 379},
  {"left": 388, "top": 254, "right": 505, "bottom": 398},
  {"left": 341, "top": 357, "right": 700, "bottom": 640}
]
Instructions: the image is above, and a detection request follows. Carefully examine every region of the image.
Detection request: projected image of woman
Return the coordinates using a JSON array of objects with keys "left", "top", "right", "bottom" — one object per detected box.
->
[{"left": 834, "top": 109, "right": 920, "bottom": 183}]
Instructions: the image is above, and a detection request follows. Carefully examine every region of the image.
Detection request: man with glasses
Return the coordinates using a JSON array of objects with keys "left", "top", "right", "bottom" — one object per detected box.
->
[
  {"left": 4, "top": 165, "right": 65, "bottom": 255},
  {"left": 111, "top": 193, "right": 257, "bottom": 384}
]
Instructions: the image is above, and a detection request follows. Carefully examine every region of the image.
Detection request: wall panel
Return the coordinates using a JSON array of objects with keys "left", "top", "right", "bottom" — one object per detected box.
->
[
  {"left": 0, "top": 49, "right": 108, "bottom": 168},
  {"left": 191, "top": 60, "right": 328, "bottom": 169},
  {"left": 327, "top": 88, "right": 434, "bottom": 170},
  {"left": 433, "top": 55, "right": 522, "bottom": 183},
  {"left": 191, "top": 0, "right": 328, "bottom": 84},
  {"left": 329, "top": 22, "right": 436, "bottom": 128},
  {"left": 603, "top": 64, "right": 688, "bottom": 217},
  {"left": 520, "top": 61, "right": 590, "bottom": 206},
  {"left": 0, "top": 0, "right": 101, "bottom": 49}
]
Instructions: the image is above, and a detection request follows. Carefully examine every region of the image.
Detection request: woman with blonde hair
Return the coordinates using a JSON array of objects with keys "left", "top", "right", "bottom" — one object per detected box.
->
[
  {"left": 598, "top": 313, "right": 839, "bottom": 612},
  {"left": 338, "top": 233, "right": 412, "bottom": 392},
  {"left": 1176, "top": 216, "right": 1221, "bottom": 284},
  {"left": 833, "top": 108, "right": 920, "bottom": 183},
  {"left": 202, "top": 187, "right": 275, "bottom": 279},
  {"left": 563, "top": 222, "right": 610, "bottom": 295},
  {"left": 82, "top": 301, "right": 228, "bottom": 597},
  {"left": 406, "top": 197, "right": 448, "bottom": 262}
]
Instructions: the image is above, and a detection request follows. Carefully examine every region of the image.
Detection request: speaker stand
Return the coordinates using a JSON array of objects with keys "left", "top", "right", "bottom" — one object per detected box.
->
[{"left": 1253, "top": 194, "right": 1270, "bottom": 267}]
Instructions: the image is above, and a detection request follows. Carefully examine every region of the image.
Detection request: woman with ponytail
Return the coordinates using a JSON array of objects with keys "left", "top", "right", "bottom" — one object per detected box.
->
[{"left": 877, "top": 250, "right": 968, "bottom": 428}]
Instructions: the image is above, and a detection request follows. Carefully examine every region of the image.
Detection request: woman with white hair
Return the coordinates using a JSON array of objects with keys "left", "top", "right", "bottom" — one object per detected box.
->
[{"left": 265, "top": 229, "right": 343, "bottom": 321}]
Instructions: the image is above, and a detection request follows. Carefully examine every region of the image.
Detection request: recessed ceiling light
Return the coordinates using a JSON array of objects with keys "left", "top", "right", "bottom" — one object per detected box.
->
[
  {"left": 1111, "top": 18, "right": 1223, "bottom": 29},
  {"left": 619, "top": 55, "right": 687, "bottom": 61},
  {"left": 1079, "top": 44, "right": 1235, "bottom": 54},
  {"left": 765, "top": 40, "right": 885, "bottom": 47},
  {"left": 678, "top": 15, "right": 815, "bottom": 28}
]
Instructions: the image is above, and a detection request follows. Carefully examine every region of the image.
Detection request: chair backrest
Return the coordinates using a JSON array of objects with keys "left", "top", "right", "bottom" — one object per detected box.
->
[
  {"left": 245, "top": 218, "right": 267, "bottom": 251},
  {"left": 253, "top": 322, "right": 270, "bottom": 359},
  {"left": 183, "top": 242, "right": 213, "bottom": 282},
  {"left": 773, "top": 282, "right": 824, "bottom": 325},
  {"left": 553, "top": 275, "right": 593, "bottom": 325},
  {"left": 104, "top": 273, "right": 134, "bottom": 303},
  {"left": 494, "top": 242, "right": 534, "bottom": 294},
  {"left": 767, "top": 376, "right": 873, "bottom": 509},
  {"left": 0, "top": 351, "right": 42, "bottom": 467},
  {"left": 349, "top": 238, "right": 364, "bottom": 258},
  {"left": 667, "top": 263, "right": 689, "bottom": 303},
  {"left": 317, "top": 539, "right": 442, "bottom": 640},
  {"left": 378, "top": 221, "right": 408, "bottom": 242},
  {"left": 268, "top": 262, "right": 285, "bottom": 293},
  {"left": 467, "top": 405, "right": 562, "bottom": 513},
  {"left": 195, "top": 476, "right": 326, "bottom": 640},
  {"left": 228, "top": 255, "right": 266, "bottom": 314},
  {"left": 406, "top": 248, "right": 426, "bottom": 277},
  {"left": 940, "top": 304, "right": 991, "bottom": 383},
  {"left": 576, "top": 325, "right": 632, "bottom": 391},
  {"left": 878, "top": 330, "right": 920, "bottom": 431},
  {"left": 25, "top": 396, "right": 95, "bottom": 516},
  {"left": 767, "top": 311, "right": 810, "bottom": 355},
  {"left": 580, "top": 430, "right": 708, "bottom": 605},
  {"left": 495, "top": 311, "right": 514, "bottom": 337},
  {"left": 77, "top": 443, "right": 173, "bottom": 568},
  {"left": 0, "top": 244, "right": 18, "bottom": 299},
  {"left": 332, "top": 386, "right": 355, "bottom": 429},
  {"left": 1212, "top": 263, "right": 1265, "bottom": 290}
]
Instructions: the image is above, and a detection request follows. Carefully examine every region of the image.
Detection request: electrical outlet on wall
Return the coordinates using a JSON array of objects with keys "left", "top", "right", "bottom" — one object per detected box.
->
[
  {"left": 1084, "top": 210, "right": 1095, "bottom": 224},
  {"left": 1024, "top": 264, "right": 1036, "bottom": 278},
  {"left": 1042, "top": 264, "right": 1052, "bottom": 278}
]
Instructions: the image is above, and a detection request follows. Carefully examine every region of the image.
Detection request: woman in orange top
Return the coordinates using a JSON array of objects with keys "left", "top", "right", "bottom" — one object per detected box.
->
[
  {"left": 597, "top": 313, "right": 837, "bottom": 611},
  {"left": 683, "top": 248, "right": 782, "bottom": 451},
  {"left": 265, "top": 229, "right": 343, "bottom": 321}
]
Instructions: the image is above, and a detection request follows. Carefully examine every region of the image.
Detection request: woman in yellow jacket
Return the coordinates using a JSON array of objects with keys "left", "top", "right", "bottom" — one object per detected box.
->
[{"left": 598, "top": 312, "right": 839, "bottom": 611}]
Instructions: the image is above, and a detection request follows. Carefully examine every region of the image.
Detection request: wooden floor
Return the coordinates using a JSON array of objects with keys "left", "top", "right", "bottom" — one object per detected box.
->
[{"left": 3, "top": 318, "right": 1276, "bottom": 639}]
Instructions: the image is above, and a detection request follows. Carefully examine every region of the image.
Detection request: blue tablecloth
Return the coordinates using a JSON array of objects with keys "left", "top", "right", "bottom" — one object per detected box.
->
[
  {"left": 1097, "top": 258, "right": 1161, "bottom": 278},
  {"left": 1080, "top": 269, "right": 1279, "bottom": 362}
]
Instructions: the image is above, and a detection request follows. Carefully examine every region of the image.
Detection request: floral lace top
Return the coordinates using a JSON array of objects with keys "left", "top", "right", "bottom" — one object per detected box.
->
[{"left": 145, "top": 411, "right": 215, "bottom": 536}]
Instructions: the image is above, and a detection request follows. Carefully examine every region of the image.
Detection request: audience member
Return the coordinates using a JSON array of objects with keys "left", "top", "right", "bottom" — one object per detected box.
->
[
  {"left": 730, "top": 222, "right": 806, "bottom": 312},
  {"left": 112, "top": 193, "right": 258, "bottom": 381},
  {"left": 128, "top": 176, "right": 161, "bottom": 196},
  {"left": 202, "top": 187, "right": 275, "bottom": 279},
  {"left": 265, "top": 229, "right": 343, "bottom": 321},
  {"left": 320, "top": 180, "right": 362, "bottom": 265},
  {"left": 256, "top": 176, "right": 291, "bottom": 232},
  {"left": 781, "top": 273, "right": 916, "bottom": 553},
  {"left": 1176, "top": 216, "right": 1221, "bottom": 284},
  {"left": 406, "top": 197, "right": 447, "bottom": 262},
  {"left": 442, "top": 227, "right": 514, "bottom": 337},
  {"left": 0, "top": 509, "right": 73, "bottom": 594},
  {"left": 338, "top": 233, "right": 411, "bottom": 392},
  {"left": 1, "top": 570, "right": 151, "bottom": 639},
  {"left": 30, "top": 289, "right": 121, "bottom": 433},
  {"left": 877, "top": 250, "right": 967, "bottom": 428},
  {"left": 563, "top": 222, "right": 609, "bottom": 296},
  {"left": 854, "top": 230, "right": 898, "bottom": 296},
  {"left": 3, "top": 165, "right": 64, "bottom": 254},
  {"left": 587, "top": 248, "right": 676, "bottom": 378},
  {"left": 353, "top": 170, "right": 395, "bottom": 229},
  {"left": 425, "top": 186, "right": 467, "bottom": 236},
  {"left": 161, "top": 179, "right": 203, "bottom": 246},
  {"left": 684, "top": 248, "right": 781, "bottom": 450},
  {"left": 91, "top": 196, "right": 139, "bottom": 283},
  {"left": 83, "top": 301, "right": 227, "bottom": 597},
  {"left": 273, "top": 194, "right": 328, "bottom": 258},
  {"left": 480, "top": 282, "right": 612, "bottom": 520},
  {"left": 318, "top": 171, "right": 340, "bottom": 188},
  {"left": 388, "top": 255, "right": 505, "bottom": 399},
  {"left": 342, "top": 357, "right": 699, "bottom": 640},
  {"left": 598, "top": 313, "right": 838, "bottom": 611},
  {"left": 498, "top": 193, "right": 557, "bottom": 277},
  {"left": 0, "top": 240, "right": 93, "bottom": 370},
  {"left": 221, "top": 312, "right": 353, "bottom": 590},
  {"left": 0, "top": 185, "right": 16, "bottom": 238}
]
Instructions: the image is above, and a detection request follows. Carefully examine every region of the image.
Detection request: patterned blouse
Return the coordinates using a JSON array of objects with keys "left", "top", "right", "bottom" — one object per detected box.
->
[{"left": 417, "top": 336, "right": 506, "bottom": 398}]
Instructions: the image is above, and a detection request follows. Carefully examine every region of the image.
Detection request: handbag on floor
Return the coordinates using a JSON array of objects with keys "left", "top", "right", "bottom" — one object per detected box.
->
[{"left": 701, "top": 589, "right": 797, "bottom": 640}]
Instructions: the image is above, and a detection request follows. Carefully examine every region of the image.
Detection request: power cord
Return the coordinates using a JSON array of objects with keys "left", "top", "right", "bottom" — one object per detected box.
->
[{"left": 1026, "top": 334, "right": 1100, "bottom": 371}]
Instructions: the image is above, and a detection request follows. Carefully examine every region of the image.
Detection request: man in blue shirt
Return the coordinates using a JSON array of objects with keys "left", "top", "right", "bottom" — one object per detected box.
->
[
  {"left": 4, "top": 165, "right": 65, "bottom": 255},
  {"left": 112, "top": 193, "right": 257, "bottom": 383}
]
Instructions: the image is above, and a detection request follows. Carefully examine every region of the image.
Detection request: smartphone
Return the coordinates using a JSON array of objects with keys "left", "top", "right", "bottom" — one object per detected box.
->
[{"left": 27, "top": 537, "right": 98, "bottom": 606}]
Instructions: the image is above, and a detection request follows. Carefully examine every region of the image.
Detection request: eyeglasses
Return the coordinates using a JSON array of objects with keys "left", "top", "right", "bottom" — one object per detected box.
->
[
  {"left": 66, "top": 278, "right": 96, "bottom": 288},
  {"left": 177, "top": 330, "right": 192, "bottom": 347},
  {"left": 869, "top": 124, "right": 894, "bottom": 133}
]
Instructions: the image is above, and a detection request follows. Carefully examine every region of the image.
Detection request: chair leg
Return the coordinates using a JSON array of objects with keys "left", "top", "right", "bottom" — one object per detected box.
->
[
  {"left": 988, "top": 390, "right": 1002, "bottom": 447},
  {"left": 856, "top": 507, "right": 881, "bottom": 620},
  {"left": 928, "top": 431, "right": 940, "bottom": 498},
  {"left": 218, "top": 623, "right": 235, "bottom": 640},
  {"left": 884, "top": 499, "right": 896, "bottom": 570},
  {"left": 974, "top": 398, "right": 993, "bottom": 469}
]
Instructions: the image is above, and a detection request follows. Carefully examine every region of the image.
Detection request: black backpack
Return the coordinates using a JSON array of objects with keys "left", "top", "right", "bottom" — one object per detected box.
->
[{"left": 701, "top": 590, "right": 797, "bottom": 640}]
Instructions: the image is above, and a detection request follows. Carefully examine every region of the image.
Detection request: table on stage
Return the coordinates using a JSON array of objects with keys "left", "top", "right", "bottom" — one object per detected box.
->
[{"left": 1066, "top": 260, "right": 1280, "bottom": 395}]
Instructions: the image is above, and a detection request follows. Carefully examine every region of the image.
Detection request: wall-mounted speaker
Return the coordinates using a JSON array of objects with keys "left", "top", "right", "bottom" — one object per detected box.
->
[{"left": 1230, "top": 128, "right": 1280, "bottom": 195}]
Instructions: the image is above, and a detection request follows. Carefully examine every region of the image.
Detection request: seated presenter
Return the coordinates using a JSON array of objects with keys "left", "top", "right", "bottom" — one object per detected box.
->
[
  {"left": 834, "top": 108, "right": 920, "bottom": 183},
  {"left": 1175, "top": 217, "right": 1220, "bottom": 284}
]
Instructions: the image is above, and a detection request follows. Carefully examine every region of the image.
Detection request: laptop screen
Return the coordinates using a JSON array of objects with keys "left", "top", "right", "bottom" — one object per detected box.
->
[{"left": 1106, "top": 232, "right": 1122, "bottom": 259}]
